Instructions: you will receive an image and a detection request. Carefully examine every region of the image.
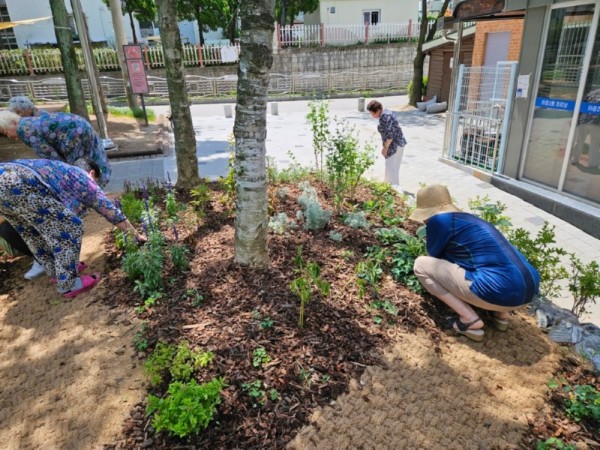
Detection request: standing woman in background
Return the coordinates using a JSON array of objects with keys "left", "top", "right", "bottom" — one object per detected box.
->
[{"left": 367, "top": 100, "right": 407, "bottom": 191}]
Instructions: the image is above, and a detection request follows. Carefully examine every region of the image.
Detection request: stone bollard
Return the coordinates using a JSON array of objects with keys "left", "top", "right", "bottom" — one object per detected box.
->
[
  {"left": 358, "top": 97, "right": 365, "bottom": 112},
  {"left": 271, "top": 102, "right": 279, "bottom": 115},
  {"left": 224, "top": 104, "right": 233, "bottom": 118}
]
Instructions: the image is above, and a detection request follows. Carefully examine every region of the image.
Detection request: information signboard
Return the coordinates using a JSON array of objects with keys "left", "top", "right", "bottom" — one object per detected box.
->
[{"left": 123, "top": 44, "right": 149, "bottom": 94}]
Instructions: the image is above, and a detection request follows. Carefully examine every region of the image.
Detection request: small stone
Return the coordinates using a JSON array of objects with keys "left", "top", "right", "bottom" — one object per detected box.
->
[{"left": 115, "top": 348, "right": 126, "bottom": 355}]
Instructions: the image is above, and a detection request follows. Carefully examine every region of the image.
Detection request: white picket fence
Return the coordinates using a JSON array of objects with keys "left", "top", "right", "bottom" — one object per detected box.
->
[{"left": 277, "top": 21, "right": 435, "bottom": 47}]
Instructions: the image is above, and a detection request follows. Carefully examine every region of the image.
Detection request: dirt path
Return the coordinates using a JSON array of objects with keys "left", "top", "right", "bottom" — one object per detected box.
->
[
  {"left": 0, "top": 214, "right": 145, "bottom": 450},
  {"left": 289, "top": 321, "right": 562, "bottom": 450}
]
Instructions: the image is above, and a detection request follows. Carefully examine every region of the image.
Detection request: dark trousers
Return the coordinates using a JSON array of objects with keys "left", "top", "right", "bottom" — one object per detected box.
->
[{"left": 0, "top": 221, "right": 32, "bottom": 256}]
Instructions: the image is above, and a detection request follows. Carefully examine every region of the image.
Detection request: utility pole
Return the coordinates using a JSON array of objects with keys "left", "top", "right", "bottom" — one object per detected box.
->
[
  {"left": 108, "top": 0, "right": 139, "bottom": 110},
  {"left": 70, "top": 0, "right": 108, "bottom": 139}
]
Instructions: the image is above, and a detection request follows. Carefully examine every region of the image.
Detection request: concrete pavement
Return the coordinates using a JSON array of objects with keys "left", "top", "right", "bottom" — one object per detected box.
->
[{"left": 105, "top": 95, "right": 600, "bottom": 324}]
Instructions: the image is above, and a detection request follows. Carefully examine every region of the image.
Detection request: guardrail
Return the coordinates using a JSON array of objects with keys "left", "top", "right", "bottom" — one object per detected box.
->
[{"left": 0, "top": 70, "right": 411, "bottom": 101}]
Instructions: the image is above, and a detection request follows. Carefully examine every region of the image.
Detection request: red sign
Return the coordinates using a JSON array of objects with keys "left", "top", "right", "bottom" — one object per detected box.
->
[{"left": 123, "top": 44, "right": 149, "bottom": 94}]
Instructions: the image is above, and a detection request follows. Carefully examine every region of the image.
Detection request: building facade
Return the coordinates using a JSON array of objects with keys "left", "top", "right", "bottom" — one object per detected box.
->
[
  {"left": 304, "top": 0, "right": 419, "bottom": 26},
  {"left": 447, "top": 0, "right": 600, "bottom": 237}
]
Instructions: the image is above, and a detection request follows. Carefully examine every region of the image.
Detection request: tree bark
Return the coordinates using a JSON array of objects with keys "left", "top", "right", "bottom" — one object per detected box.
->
[
  {"left": 233, "top": 0, "right": 274, "bottom": 268},
  {"left": 49, "top": 0, "right": 89, "bottom": 120},
  {"left": 156, "top": 0, "right": 200, "bottom": 191},
  {"left": 409, "top": 0, "right": 429, "bottom": 106}
]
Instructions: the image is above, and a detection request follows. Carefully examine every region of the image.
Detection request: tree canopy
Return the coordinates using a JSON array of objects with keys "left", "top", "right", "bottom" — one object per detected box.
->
[
  {"left": 101, "top": 0, "right": 157, "bottom": 23},
  {"left": 275, "top": 0, "right": 318, "bottom": 26}
]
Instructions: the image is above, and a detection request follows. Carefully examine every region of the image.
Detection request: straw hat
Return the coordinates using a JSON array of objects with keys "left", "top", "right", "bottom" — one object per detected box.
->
[{"left": 408, "top": 184, "right": 461, "bottom": 222}]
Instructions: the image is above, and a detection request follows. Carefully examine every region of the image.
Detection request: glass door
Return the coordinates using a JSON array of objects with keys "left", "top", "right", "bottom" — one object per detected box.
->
[
  {"left": 521, "top": 3, "right": 596, "bottom": 189},
  {"left": 563, "top": 20, "right": 600, "bottom": 203}
]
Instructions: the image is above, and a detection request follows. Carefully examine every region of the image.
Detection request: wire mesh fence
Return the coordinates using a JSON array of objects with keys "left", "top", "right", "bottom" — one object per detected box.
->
[
  {"left": 446, "top": 63, "right": 518, "bottom": 174},
  {"left": 0, "top": 69, "right": 410, "bottom": 102}
]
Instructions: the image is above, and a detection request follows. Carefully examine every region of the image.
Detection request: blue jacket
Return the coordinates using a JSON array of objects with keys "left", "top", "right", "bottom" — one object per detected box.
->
[{"left": 426, "top": 212, "right": 540, "bottom": 306}]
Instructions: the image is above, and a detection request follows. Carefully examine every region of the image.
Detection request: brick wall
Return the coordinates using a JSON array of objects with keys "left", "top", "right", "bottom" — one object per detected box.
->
[{"left": 471, "top": 19, "right": 524, "bottom": 66}]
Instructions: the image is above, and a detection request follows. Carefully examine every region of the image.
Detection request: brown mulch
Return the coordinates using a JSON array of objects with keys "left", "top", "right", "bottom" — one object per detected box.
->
[
  {"left": 523, "top": 354, "right": 600, "bottom": 448},
  {"left": 100, "top": 179, "right": 445, "bottom": 449}
]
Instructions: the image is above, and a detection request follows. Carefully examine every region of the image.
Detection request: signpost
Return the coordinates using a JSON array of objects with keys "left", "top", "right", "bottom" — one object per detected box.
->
[{"left": 123, "top": 44, "right": 150, "bottom": 126}]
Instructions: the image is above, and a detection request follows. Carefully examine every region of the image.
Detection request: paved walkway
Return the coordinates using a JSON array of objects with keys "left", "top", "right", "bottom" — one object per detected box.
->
[{"left": 105, "top": 95, "right": 600, "bottom": 324}]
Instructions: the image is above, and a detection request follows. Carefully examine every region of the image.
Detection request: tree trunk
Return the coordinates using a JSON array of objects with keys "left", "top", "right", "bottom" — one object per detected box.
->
[
  {"left": 108, "top": 0, "right": 139, "bottom": 111},
  {"left": 49, "top": 0, "right": 89, "bottom": 120},
  {"left": 280, "top": 0, "right": 286, "bottom": 27},
  {"left": 409, "top": 0, "right": 429, "bottom": 106},
  {"left": 156, "top": 0, "right": 200, "bottom": 191},
  {"left": 228, "top": 5, "right": 238, "bottom": 44},
  {"left": 128, "top": 11, "right": 138, "bottom": 43},
  {"left": 426, "top": 0, "right": 451, "bottom": 42},
  {"left": 195, "top": 7, "right": 205, "bottom": 46},
  {"left": 233, "top": 0, "right": 274, "bottom": 268}
]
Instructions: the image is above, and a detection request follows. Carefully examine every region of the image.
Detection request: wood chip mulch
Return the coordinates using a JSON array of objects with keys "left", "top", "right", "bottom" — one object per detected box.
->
[{"left": 100, "top": 180, "right": 444, "bottom": 449}]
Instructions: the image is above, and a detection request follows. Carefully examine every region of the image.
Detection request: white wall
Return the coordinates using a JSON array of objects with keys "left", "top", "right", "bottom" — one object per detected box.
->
[
  {"left": 315, "top": 0, "right": 418, "bottom": 26},
  {"left": 5, "top": 0, "right": 223, "bottom": 48}
]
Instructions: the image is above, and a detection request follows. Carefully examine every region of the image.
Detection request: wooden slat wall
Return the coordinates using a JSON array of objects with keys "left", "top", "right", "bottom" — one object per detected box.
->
[{"left": 425, "top": 35, "right": 473, "bottom": 102}]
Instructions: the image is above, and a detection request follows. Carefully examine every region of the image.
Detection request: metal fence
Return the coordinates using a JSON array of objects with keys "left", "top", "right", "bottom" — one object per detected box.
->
[
  {"left": 0, "top": 43, "right": 241, "bottom": 76},
  {"left": 0, "top": 70, "right": 410, "bottom": 101},
  {"left": 277, "top": 21, "right": 434, "bottom": 47},
  {"left": 445, "top": 63, "right": 518, "bottom": 174}
]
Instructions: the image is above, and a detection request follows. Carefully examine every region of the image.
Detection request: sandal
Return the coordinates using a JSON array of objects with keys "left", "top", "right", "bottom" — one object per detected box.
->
[
  {"left": 492, "top": 316, "right": 509, "bottom": 332},
  {"left": 63, "top": 272, "right": 101, "bottom": 298},
  {"left": 446, "top": 317, "right": 484, "bottom": 342},
  {"left": 50, "top": 261, "right": 88, "bottom": 284}
]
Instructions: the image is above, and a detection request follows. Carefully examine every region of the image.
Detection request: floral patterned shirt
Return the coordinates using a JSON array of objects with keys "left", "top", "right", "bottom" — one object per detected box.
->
[
  {"left": 17, "top": 111, "right": 111, "bottom": 187},
  {"left": 377, "top": 109, "right": 407, "bottom": 158},
  {"left": 9, "top": 159, "right": 125, "bottom": 225}
]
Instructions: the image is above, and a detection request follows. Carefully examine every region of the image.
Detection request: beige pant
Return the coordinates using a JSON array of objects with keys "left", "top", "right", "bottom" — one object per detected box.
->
[
  {"left": 384, "top": 145, "right": 405, "bottom": 186},
  {"left": 413, "top": 256, "right": 519, "bottom": 313}
]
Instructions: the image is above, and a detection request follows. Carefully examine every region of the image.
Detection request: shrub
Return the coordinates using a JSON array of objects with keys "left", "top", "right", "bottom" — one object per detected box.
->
[
  {"left": 290, "top": 246, "right": 330, "bottom": 327},
  {"left": 297, "top": 182, "right": 331, "bottom": 231},
  {"left": 569, "top": 256, "right": 600, "bottom": 318},
  {"left": 508, "top": 222, "right": 568, "bottom": 299},
  {"left": 343, "top": 211, "right": 370, "bottom": 229},
  {"left": 306, "top": 100, "right": 330, "bottom": 174},
  {"left": 468, "top": 194, "right": 512, "bottom": 234},
  {"left": 119, "top": 192, "right": 144, "bottom": 224},
  {"left": 268, "top": 213, "right": 294, "bottom": 235}
]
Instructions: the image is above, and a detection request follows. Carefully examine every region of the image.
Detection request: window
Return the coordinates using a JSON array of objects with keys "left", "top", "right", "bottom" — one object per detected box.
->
[
  {"left": 0, "top": 5, "right": 17, "bottom": 49},
  {"left": 363, "top": 10, "right": 380, "bottom": 25}
]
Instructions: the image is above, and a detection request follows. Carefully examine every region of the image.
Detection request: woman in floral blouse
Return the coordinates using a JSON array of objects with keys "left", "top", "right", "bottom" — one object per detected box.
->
[
  {"left": 0, "top": 159, "right": 144, "bottom": 298},
  {"left": 367, "top": 100, "right": 407, "bottom": 189},
  {"left": 0, "top": 110, "right": 111, "bottom": 188}
]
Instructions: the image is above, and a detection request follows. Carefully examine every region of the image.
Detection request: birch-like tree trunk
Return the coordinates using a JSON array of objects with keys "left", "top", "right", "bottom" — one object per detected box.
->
[
  {"left": 409, "top": 0, "right": 429, "bottom": 106},
  {"left": 156, "top": 0, "right": 200, "bottom": 191},
  {"left": 49, "top": 0, "right": 89, "bottom": 120},
  {"left": 233, "top": 0, "right": 274, "bottom": 267}
]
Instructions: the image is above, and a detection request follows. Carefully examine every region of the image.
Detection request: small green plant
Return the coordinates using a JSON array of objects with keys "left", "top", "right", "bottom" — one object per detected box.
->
[
  {"left": 219, "top": 150, "right": 237, "bottom": 207},
  {"left": 169, "top": 244, "right": 190, "bottom": 270},
  {"left": 252, "top": 347, "right": 271, "bottom": 368},
  {"left": 568, "top": 256, "right": 600, "bottom": 318},
  {"left": 190, "top": 183, "right": 212, "bottom": 216},
  {"left": 508, "top": 222, "right": 568, "bottom": 299},
  {"left": 269, "top": 388, "right": 280, "bottom": 401},
  {"left": 468, "top": 195, "right": 512, "bottom": 233},
  {"left": 144, "top": 341, "right": 214, "bottom": 386},
  {"left": 241, "top": 379, "right": 266, "bottom": 407},
  {"left": 144, "top": 341, "right": 177, "bottom": 386},
  {"left": 564, "top": 384, "right": 600, "bottom": 422},
  {"left": 268, "top": 212, "right": 294, "bottom": 234},
  {"left": 297, "top": 181, "right": 331, "bottom": 231},
  {"left": 298, "top": 366, "right": 313, "bottom": 385},
  {"left": 328, "top": 231, "right": 343, "bottom": 242},
  {"left": 290, "top": 246, "right": 330, "bottom": 327},
  {"left": 343, "top": 211, "right": 370, "bottom": 229},
  {"left": 260, "top": 317, "right": 274, "bottom": 329},
  {"left": 122, "top": 230, "right": 165, "bottom": 299},
  {"left": 536, "top": 437, "right": 576, "bottom": 450},
  {"left": 306, "top": 100, "right": 331, "bottom": 174},
  {"left": 135, "top": 293, "right": 162, "bottom": 315},
  {"left": 164, "top": 190, "right": 180, "bottom": 222},
  {"left": 113, "top": 228, "right": 139, "bottom": 254},
  {"left": 119, "top": 192, "right": 144, "bottom": 224},
  {"left": 134, "top": 322, "right": 149, "bottom": 352},
  {"left": 146, "top": 377, "right": 225, "bottom": 438},
  {"left": 356, "top": 256, "right": 385, "bottom": 299}
]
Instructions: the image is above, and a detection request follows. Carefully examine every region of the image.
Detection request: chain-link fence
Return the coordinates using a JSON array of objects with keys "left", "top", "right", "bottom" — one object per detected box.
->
[{"left": 445, "top": 63, "right": 518, "bottom": 174}]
